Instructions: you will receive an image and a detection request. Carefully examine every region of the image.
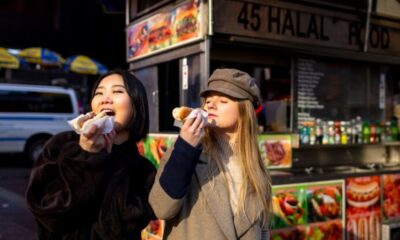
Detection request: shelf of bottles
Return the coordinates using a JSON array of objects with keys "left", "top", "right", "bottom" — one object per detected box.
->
[{"left": 298, "top": 116, "right": 400, "bottom": 146}]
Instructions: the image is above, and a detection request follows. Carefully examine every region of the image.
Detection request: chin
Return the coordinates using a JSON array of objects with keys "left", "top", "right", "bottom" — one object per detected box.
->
[{"left": 114, "top": 122, "right": 124, "bottom": 132}]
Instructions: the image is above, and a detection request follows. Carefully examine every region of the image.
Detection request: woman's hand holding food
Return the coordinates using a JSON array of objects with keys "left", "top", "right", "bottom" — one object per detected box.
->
[
  {"left": 79, "top": 124, "right": 116, "bottom": 153},
  {"left": 179, "top": 113, "right": 207, "bottom": 147}
]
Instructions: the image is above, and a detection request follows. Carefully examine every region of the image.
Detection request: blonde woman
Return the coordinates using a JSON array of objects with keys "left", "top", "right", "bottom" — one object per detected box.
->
[{"left": 150, "top": 68, "right": 272, "bottom": 239}]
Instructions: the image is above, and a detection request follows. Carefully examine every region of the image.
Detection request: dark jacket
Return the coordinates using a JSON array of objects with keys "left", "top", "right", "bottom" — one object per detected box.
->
[{"left": 26, "top": 131, "right": 156, "bottom": 240}]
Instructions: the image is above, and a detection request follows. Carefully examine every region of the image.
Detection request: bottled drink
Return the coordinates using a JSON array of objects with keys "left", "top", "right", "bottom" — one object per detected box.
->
[
  {"left": 315, "top": 118, "right": 323, "bottom": 145},
  {"left": 370, "top": 123, "right": 377, "bottom": 144},
  {"left": 355, "top": 116, "right": 363, "bottom": 144},
  {"left": 347, "top": 121, "right": 353, "bottom": 144},
  {"left": 328, "top": 121, "right": 335, "bottom": 144},
  {"left": 385, "top": 121, "right": 392, "bottom": 142},
  {"left": 334, "top": 121, "right": 341, "bottom": 144},
  {"left": 340, "top": 121, "right": 348, "bottom": 144},
  {"left": 391, "top": 119, "right": 399, "bottom": 141},
  {"left": 309, "top": 121, "right": 316, "bottom": 145},
  {"left": 322, "top": 121, "right": 329, "bottom": 145},
  {"left": 362, "top": 121, "right": 371, "bottom": 144},
  {"left": 299, "top": 122, "right": 310, "bottom": 145},
  {"left": 376, "top": 122, "right": 382, "bottom": 143},
  {"left": 350, "top": 119, "right": 357, "bottom": 144}
]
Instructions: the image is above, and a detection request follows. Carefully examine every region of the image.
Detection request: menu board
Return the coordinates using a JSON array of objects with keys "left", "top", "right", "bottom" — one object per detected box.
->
[
  {"left": 296, "top": 58, "right": 325, "bottom": 123},
  {"left": 294, "top": 57, "right": 383, "bottom": 128}
]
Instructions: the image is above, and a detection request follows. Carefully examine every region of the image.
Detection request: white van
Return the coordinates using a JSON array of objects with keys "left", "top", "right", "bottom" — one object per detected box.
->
[{"left": 0, "top": 83, "right": 79, "bottom": 162}]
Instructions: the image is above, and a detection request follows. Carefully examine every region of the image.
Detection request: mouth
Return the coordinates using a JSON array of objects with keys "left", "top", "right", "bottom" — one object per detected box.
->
[
  {"left": 101, "top": 109, "right": 115, "bottom": 116},
  {"left": 208, "top": 114, "right": 217, "bottom": 118}
]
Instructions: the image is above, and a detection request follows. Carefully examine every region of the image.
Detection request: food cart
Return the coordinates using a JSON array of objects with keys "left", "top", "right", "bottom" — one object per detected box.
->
[{"left": 126, "top": 0, "right": 400, "bottom": 239}]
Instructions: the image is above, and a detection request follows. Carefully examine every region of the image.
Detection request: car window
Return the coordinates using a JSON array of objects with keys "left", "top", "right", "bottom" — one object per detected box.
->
[{"left": 0, "top": 90, "right": 73, "bottom": 113}]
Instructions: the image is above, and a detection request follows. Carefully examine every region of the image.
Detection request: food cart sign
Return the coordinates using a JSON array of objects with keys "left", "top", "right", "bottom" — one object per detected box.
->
[
  {"left": 127, "top": 0, "right": 205, "bottom": 62},
  {"left": 213, "top": 0, "right": 400, "bottom": 57}
]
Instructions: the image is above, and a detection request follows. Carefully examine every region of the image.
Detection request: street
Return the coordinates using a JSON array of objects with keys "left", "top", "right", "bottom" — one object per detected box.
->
[{"left": 0, "top": 155, "right": 36, "bottom": 240}]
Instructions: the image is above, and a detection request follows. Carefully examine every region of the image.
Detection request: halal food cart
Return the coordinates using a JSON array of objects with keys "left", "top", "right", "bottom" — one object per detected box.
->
[{"left": 126, "top": 0, "right": 400, "bottom": 239}]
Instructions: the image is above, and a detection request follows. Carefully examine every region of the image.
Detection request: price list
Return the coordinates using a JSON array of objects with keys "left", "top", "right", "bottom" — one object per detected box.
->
[{"left": 297, "top": 58, "right": 325, "bottom": 123}]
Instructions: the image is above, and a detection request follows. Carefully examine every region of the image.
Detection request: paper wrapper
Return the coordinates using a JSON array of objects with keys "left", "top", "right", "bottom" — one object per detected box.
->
[
  {"left": 68, "top": 114, "right": 115, "bottom": 134},
  {"left": 173, "top": 108, "right": 208, "bottom": 128}
]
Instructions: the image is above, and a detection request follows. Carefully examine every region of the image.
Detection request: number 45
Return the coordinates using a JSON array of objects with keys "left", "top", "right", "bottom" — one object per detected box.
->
[{"left": 237, "top": 2, "right": 261, "bottom": 31}]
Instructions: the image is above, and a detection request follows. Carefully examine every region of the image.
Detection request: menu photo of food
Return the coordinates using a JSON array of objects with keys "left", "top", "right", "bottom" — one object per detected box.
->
[
  {"left": 258, "top": 134, "right": 292, "bottom": 169},
  {"left": 271, "top": 226, "right": 307, "bottom": 240},
  {"left": 147, "top": 13, "right": 173, "bottom": 51},
  {"left": 345, "top": 176, "right": 381, "bottom": 240},
  {"left": 306, "top": 220, "right": 343, "bottom": 240},
  {"left": 271, "top": 187, "right": 307, "bottom": 229},
  {"left": 137, "top": 134, "right": 177, "bottom": 168},
  {"left": 307, "top": 184, "right": 343, "bottom": 223},
  {"left": 172, "top": 0, "right": 200, "bottom": 43},
  {"left": 382, "top": 174, "right": 400, "bottom": 221},
  {"left": 127, "top": 22, "right": 149, "bottom": 58}
]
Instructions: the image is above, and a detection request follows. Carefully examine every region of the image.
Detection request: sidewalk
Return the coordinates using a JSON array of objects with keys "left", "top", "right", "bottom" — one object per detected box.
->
[{"left": 0, "top": 187, "right": 36, "bottom": 240}]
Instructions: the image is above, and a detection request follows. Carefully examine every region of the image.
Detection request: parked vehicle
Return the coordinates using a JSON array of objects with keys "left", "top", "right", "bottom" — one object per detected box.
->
[{"left": 0, "top": 83, "right": 79, "bottom": 162}]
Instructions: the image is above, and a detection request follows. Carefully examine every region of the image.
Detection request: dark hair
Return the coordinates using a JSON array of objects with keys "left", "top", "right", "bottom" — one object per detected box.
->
[{"left": 91, "top": 69, "right": 149, "bottom": 142}]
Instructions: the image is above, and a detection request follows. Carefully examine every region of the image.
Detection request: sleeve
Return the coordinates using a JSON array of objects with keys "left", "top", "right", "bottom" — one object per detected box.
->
[
  {"left": 149, "top": 136, "right": 201, "bottom": 220},
  {"left": 26, "top": 132, "right": 108, "bottom": 233},
  {"left": 93, "top": 157, "right": 157, "bottom": 238}
]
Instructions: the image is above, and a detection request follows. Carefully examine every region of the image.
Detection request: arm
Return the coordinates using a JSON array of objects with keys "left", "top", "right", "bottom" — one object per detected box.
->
[
  {"left": 26, "top": 131, "right": 108, "bottom": 233},
  {"left": 149, "top": 136, "right": 201, "bottom": 220}
]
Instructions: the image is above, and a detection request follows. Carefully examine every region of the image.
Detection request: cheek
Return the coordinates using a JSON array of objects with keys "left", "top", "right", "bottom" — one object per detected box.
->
[{"left": 90, "top": 98, "right": 98, "bottom": 111}]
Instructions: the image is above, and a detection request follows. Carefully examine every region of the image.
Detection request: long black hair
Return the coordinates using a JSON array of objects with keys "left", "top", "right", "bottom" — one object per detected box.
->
[{"left": 91, "top": 69, "right": 149, "bottom": 142}]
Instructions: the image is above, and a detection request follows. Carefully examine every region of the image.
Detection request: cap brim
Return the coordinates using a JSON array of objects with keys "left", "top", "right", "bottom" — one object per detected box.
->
[{"left": 200, "top": 88, "right": 247, "bottom": 100}]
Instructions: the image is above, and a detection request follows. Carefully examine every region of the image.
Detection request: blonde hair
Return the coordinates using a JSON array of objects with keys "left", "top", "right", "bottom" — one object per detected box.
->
[{"left": 202, "top": 100, "right": 272, "bottom": 225}]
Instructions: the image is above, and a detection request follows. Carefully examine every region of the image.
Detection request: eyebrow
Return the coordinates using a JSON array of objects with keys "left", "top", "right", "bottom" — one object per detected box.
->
[{"left": 96, "top": 85, "right": 127, "bottom": 89}]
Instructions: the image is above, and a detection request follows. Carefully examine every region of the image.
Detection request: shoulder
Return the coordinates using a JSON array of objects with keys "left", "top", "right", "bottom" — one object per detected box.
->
[{"left": 48, "top": 131, "right": 79, "bottom": 144}]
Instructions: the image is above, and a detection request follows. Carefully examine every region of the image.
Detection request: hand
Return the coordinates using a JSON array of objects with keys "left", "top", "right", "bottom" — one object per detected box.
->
[
  {"left": 79, "top": 125, "right": 115, "bottom": 153},
  {"left": 179, "top": 112, "right": 207, "bottom": 147},
  {"left": 103, "top": 130, "right": 116, "bottom": 153}
]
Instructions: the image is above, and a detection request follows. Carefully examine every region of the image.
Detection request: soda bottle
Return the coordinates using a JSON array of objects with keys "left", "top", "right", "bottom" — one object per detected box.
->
[
  {"left": 309, "top": 121, "right": 316, "bottom": 145},
  {"left": 391, "top": 118, "right": 399, "bottom": 141},
  {"left": 334, "top": 121, "right": 341, "bottom": 144},
  {"left": 299, "top": 122, "right": 310, "bottom": 145},
  {"left": 370, "top": 123, "right": 377, "bottom": 144},
  {"left": 322, "top": 121, "right": 329, "bottom": 145},
  {"left": 385, "top": 121, "right": 392, "bottom": 142},
  {"left": 355, "top": 116, "right": 363, "bottom": 144},
  {"left": 328, "top": 121, "right": 335, "bottom": 144},
  {"left": 362, "top": 121, "right": 370, "bottom": 144},
  {"left": 376, "top": 122, "right": 382, "bottom": 143},
  {"left": 340, "top": 121, "right": 348, "bottom": 144},
  {"left": 347, "top": 121, "right": 353, "bottom": 144},
  {"left": 315, "top": 119, "right": 323, "bottom": 145}
]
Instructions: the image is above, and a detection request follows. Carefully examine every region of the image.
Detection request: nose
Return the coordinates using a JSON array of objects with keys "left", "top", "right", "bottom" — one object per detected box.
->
[
  {"left": 101, "top": 93, "right": 112, "bottom": 104},
  {"left": 206, "top": 99, "right": 216, "bottom": 110}
]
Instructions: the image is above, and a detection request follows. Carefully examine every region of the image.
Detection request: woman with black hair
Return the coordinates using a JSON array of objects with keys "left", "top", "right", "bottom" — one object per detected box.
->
[{"left": 26, "top": 69, "right": 156, "bottom": 239}]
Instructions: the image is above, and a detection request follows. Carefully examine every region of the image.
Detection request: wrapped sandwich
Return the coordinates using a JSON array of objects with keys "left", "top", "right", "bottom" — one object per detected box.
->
[
  {"left": 68, "top": 111, "right": 114, "bottom": 134},
  {"left": 172, "top": 106, "right": 208, "bottom": 127}
]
